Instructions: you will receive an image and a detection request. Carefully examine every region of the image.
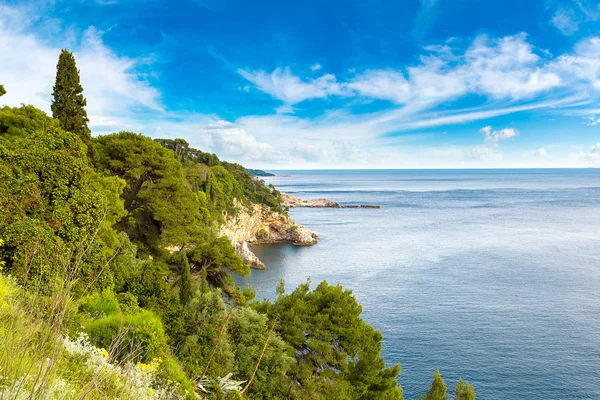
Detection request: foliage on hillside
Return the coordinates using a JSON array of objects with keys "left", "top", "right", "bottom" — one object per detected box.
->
[
  {"left": 0, "top": 51, "right": 476, "bottom": 400},
  {"left": 154, "top": 138, "right": 283, "bottom": 214}
]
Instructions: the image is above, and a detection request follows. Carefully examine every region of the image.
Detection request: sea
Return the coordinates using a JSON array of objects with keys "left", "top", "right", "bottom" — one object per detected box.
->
[{"left": 234, "top": 169, "right": 600, "bottom": 400}]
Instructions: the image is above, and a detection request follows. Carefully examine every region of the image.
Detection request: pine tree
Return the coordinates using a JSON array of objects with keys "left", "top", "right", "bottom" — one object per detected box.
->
[
  {"left": 453, "top": 378, "right": 476, "bottom": 400},
  {"left": 275, "top": 278, "right": 285, "bottom": 297},
  {"left": 180, "top": 254, "right": 193, "bottom": 306},
  {"left": 51, "top": 49, "right": 91, "bottom": 142},
  {"left": 423, "top": 370, "right": 448, "bottom": 400}
]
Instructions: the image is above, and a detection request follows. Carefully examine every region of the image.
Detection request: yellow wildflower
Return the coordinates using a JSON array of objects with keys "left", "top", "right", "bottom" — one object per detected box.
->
[{"left": 100, "top": 348, "right": 109, "bottom": 359}]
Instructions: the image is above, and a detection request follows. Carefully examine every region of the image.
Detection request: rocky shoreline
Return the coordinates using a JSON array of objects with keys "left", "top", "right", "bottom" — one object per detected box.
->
[
  {"left": 281, "top": 193, "right": 380, "bottom": 209},
  {"left": 222, "top": 193, "right": 379, "bottom": 270},
  {"left": 220, "top": 200, "right": 317, "bottom": 269}
]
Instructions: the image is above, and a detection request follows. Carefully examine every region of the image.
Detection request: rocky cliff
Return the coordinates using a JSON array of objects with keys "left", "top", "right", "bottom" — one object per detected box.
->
[{"left": 220, "top": 201, "right": 317, "bottom": 269}]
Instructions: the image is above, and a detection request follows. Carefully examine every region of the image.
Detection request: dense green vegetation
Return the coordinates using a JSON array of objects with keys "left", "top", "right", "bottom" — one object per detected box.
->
[
  {"left": 0, "top": 50, "right": 475, "bottom": 399},
  {"left": 245, "top": 169, "right": 275, "bottom": 177}
]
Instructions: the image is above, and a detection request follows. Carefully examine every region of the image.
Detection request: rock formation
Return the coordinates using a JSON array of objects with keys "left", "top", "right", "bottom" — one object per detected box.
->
[
  {"left": 220, "top": 201, "right": 318, "bottom": 269},
  {"left": 222, "top": 193, "right": 379, "bottom": 269},
  {"left": 234, "top": 241, "right": 266, "bottom": 270},
  {"left": 281, "top": 193, "right": 340, "bottom": 208},
  {"left": 281, "top": 193, "right": 380, "bottom": 209}
]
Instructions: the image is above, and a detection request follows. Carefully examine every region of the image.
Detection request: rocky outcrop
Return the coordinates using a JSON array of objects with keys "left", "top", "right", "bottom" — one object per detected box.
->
[
  {"left": 281, "top": 193, "right": 380, "bottom": 209},
  {"left": 220, "top": 202, "right": 317, "bottom": 246},
  {"left": 220, "top": 201, "right": 318, "bottom": 269},
  {"left": 281, "top": 193, "right": 340, "bottom": 208},
  {"left": 234, "top": 241, "right": 266, "bottom": 270}
]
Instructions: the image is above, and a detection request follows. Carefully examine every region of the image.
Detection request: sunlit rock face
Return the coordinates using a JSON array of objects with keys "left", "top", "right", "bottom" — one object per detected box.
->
[
  {"left": 281, "top": 193, "right": 339, "bottom": 208},
  {"left": 220, "top": 201, "right": 318, "bottom": 269}
]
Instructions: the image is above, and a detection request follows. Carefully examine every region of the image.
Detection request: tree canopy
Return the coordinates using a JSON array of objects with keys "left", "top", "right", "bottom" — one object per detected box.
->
[{"left": 254, "top": 281, "right": 403, "bottom": 399}]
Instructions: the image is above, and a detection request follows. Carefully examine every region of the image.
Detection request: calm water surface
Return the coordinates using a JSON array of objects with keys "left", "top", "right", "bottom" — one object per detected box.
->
[{"left": 235, "top": 169, "right": 600, "bottom": 400}]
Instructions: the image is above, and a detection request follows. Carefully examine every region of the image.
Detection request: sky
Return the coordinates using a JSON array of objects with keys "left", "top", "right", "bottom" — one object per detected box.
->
[{"left": 1, "top": 0, "right": 600, "bottom": 169}]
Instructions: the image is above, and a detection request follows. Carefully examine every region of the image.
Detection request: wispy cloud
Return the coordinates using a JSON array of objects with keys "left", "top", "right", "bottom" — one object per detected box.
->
[
  {"left": 412, "top": 0, "right": 440, "bottom": 40},
  {"left": 237, "top": 67, "right": 345, "bottom": 104},
  {"left": 240, "top": 33, "right": 573, "bottom": 109},
  {"left": 571, "top": 142, "right": 600, "bottom": 164},
  {"left": 552, "top": 8, "right": 579, "bottom": 35},
  {"left": 347, "top": 69, "right": 411, "bottom": 104},
  {"left": 550, "top": 0, "right": 600, "bottom": 35},
  {"left": 584, "top": 115, "right": 600, "bottom": 125}
]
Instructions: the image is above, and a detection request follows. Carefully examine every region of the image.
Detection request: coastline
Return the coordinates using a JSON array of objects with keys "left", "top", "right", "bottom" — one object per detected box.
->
[
  {"left": 281, "top": 193, "right": 380, "bottom": 209},
  {"left": 222, "top": 191, "right": 380, "bottom": 270}
]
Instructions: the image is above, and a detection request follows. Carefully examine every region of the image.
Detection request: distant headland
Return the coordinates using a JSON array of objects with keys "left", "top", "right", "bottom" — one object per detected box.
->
[{"left": 246, "top": 168, "right": 290, "bottom": 177}]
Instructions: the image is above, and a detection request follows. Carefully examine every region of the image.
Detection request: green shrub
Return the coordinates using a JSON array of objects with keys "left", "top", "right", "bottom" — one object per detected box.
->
[
  {"left": 158, "top": 356, "right": 197, "bottom": 399},
  {"left": 116, "top": 292, "right": 140, "bottom": 315},
  {"left": 78, "top": 291, "right": 121, "bottom": 319},
  {"left": 85, "top": 309, "right": 168, "bottom": 362}
]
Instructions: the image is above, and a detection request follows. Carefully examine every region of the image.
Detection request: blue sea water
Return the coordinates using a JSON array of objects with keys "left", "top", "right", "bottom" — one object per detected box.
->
[{"left": 234, "top": 169, "right": 600, "bottom": 400}]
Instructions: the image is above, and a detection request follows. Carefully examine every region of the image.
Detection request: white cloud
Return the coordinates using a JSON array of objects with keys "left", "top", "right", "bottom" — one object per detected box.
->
[
  {"left": 520, "top": 147, "right": 555, "bottom": 167},
  {"left": 464, "top": 34, "right": 561, "bottom": 99},
  {"left": 552, "top": 8, "right": 579, "bottom": 35},
  {"left": 201, "top": 120, "right": 286, "bottom": 163},
  {"left": 466, "top": 126, "right": 519, "bottom": 163},
  {"left": 584, "top": 115, "right": 600, "bottom": 125},
  {"left": 406, "top": 57, "right": 468, "bottom": 103},
  {"left": 551, "top": 1, "right": 600, "bottom": 36},
  {"left": 241, "top": 33, "right": 565, "bottom": 108},
  {"left": 310, "top": 63, "right": 322, "bottom": 71},
  {"left": 571, "top": 142, "right": 600, "bottom": 165},
  {"left": 237, "top": 67, "right": 345, "bottom": 104},
  {"left": 575, "top": 0, "right": 600, "bottom": 19},
  {"left": 291, "top": 141, "right": 329, "bottom": 163},
  {"left": 551, "top": 37, "right": 600, "bottom": 90},
  {"left": 482, "top": 126, "right": 519, "bottom": 143},
  {"left": 275, "top": 104, "right": 295, "bottom": 114},
  {"left": 347, "top": 69, "right": 411, "bottom": 104},
  {"left": 383, "top": 96, "right": 581, "bottom": 132}
]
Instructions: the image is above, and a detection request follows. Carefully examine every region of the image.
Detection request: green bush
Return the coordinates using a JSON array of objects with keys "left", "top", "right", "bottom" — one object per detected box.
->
[
  {"left": 78, "top": 291, "right": 121, "bottom": 319},
  {"left": 84, "top": 309, "right": 168, "bottom": 362},
  {"left": 158, "top": 356, "right": 197, "bottom": 399}
]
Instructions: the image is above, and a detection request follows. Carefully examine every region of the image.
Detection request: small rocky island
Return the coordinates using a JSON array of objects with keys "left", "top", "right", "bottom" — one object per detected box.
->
[{"left": 281, "top": 193, "right": 380, "bottom": 209}]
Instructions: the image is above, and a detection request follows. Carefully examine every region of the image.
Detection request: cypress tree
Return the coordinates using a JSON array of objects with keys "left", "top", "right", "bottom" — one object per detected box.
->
[
  {"left": 51, "top": 49, "right": 91, "bottom": 142},
  {"left": 180, "top": 254, "right": 193, "bottom": 306}
]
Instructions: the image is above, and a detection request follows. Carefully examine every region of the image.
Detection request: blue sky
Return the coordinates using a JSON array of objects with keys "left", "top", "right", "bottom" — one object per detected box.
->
[{"left": 1, "top": 0, "right": 600, "bottom": 168}]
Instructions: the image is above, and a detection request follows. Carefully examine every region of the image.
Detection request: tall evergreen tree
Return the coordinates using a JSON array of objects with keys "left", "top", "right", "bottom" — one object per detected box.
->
[
  {"left": 180, "top": 254, "right": 193, "bottom": 306},
  {"left": 453, "top": 378, "right": 476, "bottom": 400},
  {"left": 0, "top": 84, "right": 6, "bottom": 97},
  {"left": 51, "top": 49, "right": 91, "bottom": 142},
  {"left": 423, "top": 370, "right": 448, "bottom": 400}
]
